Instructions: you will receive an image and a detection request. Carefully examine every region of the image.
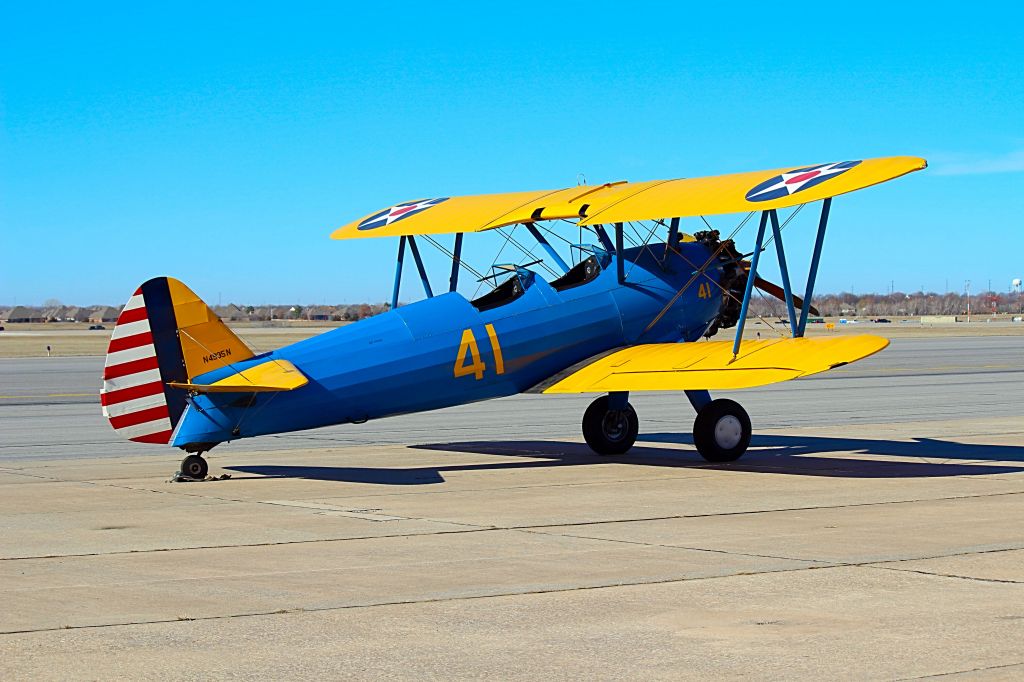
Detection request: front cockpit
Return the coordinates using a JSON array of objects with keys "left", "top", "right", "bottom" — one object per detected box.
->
[{"left": 470, "top": 267, "right": 532, "bottom": 312}]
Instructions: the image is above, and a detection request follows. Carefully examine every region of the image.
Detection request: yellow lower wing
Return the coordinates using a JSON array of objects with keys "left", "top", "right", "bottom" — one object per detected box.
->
[
  {"left": 168, "top": 359, "right": 308, "bottom": 393},
  {"left": 543, "top": 335, "right": 888, "bottom": 393}
]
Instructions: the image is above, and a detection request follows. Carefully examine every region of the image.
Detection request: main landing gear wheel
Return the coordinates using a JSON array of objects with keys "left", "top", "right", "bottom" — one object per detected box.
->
[
  {"left": 582, "top": 395, "right": 639, "bottom": 455},
  {"left": 693, "top": 399, "right": 751, "bottom": 463},
  {"left": 179, "top": 454, "right": 209, "bottom": 480}
]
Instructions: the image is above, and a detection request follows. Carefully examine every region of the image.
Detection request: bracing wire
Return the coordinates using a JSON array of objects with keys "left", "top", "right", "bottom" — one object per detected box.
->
[
  {"left": 651, "top": 208, "right": 813, "bottom": 338},
  {"left": 473, "top": 226, "right": 517, "bottom": 298},
  {"left": 495, "top": 227, "right": 562, "bottom": 278},
  {"left": 642, "top": 212, "right": 755, "bottom": 335},
  {"left": 624, "top": 220, "right": 662, "bottom": 280},
  {"left": 421, "top": 234, "right": 491, "bottom": 286}
]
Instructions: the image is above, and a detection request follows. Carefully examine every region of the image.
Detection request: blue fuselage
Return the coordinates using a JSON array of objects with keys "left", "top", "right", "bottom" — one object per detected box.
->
[{"left": 171, "top": 243, "right": 725, "bottom": 447}]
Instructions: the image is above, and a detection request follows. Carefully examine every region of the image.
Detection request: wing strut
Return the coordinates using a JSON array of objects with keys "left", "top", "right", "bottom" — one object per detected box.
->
[
  {"left": 667, "top": 217, "right": 680, "bottom": 248},
  {"left": 592, "top": 224, "right": 615, "bottom": 253},
  {"left": 797, "top": 198, "right": 832, "bottom": 336},
  {"left": 731, "top": 198, "right": 833, "bottom": 356},
  {"left": 449, "top": 233, "right": 464, "bottom": 292},
  {"left": 731, "top": 212, "right": 769, "bottom": 358},
  {"left": 615, "top": 222, "right": 625, "bottom": 283},
  {"left": 407, "top": 235, "right": 434, "bottom": 298},
  {"left": 391, "top": 235, "right": 406, "bottom": 309},
  {"left": 769, "top": 209, "right": 798, "bottom": 335},
  {"left": 525, "top": 223, "right": 569, "bottom": 273}
]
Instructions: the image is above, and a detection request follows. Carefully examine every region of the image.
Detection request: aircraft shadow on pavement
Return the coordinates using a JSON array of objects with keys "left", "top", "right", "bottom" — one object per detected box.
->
[{"left": 226, "top": 432, "right": 1024, "bottom": 484}]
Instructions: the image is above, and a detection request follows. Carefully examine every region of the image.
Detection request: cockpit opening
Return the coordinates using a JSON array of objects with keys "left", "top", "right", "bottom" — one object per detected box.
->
[
  {"left": 470, "top": 272, "right": 527, "bottom": 312},
  {"left": 550, "top": 255, "right": 602, "bottom": 292}
]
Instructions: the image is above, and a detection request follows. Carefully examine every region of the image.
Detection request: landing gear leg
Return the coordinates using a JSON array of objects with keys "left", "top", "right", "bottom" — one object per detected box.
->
[
  {"left": 692, "top": 398, "right": 751, "bottom": 463},
  {"left": 179, "top": 454, "right": 209, "bottom": 480},
  {"left": 582, "top": 392, "right": 639, "bottom": 455}
]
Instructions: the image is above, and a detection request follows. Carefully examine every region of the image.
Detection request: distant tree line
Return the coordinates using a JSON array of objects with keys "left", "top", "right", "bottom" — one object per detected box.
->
[
  {"left": 747, "top": 291, "right": 1024, "bottom": 318},
  {"left": 240, "top": 303, "right": 393, "bottom": 322},
  {"left": 9, "top": 291, "right": 1024, "bottom": 325}
]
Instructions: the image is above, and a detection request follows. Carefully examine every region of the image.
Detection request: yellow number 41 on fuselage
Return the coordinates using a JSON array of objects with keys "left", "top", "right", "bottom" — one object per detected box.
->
[{"left": 454, "top": 324, "right": 505, "bottom": 380}]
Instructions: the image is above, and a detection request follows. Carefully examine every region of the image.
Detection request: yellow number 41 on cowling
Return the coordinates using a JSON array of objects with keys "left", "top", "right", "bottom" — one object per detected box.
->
[{"left": 454, "top": 324, "right": 505, "bottom": 380}]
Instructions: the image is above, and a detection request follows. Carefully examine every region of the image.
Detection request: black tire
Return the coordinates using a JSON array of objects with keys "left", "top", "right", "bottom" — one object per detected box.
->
[
  {"left": 180, "top": 454, "right": 209, "bottom": 479},
  {"left": 582, "top": 396, "right": 639, "bottom": 455},
  {"left": 693, "top": 399, "right": 751, "bottom": 463}
]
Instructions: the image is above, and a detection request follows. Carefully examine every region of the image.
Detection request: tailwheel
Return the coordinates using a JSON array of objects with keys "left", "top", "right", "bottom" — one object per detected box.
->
[
  {"left": 582, "top": 395, "right": 639, "bottom": 455},
  {"left": 693, "top": 399, "right": 751, "bottom": 463},
  {"left": 179, "top": 454, "right": 209, "bottom": 480}
]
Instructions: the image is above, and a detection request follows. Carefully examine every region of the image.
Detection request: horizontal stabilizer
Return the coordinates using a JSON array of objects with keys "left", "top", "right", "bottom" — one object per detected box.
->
[
  {"left": 169, "top": 359, "right": 308, "bottom": 393},
  {"left": 542, "top": 335, "right": 888, "bottom": 393},
  {"left": 101, "top": 277, "right": 258, "bottom": 445}
]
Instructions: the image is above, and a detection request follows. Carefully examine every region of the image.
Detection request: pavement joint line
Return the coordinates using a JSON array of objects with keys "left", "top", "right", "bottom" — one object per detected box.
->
[
  {"left": 4, "top": 543, "right": 668, "bottom": 594},
  {"left": 826, "top": 545, "right": 1024, "bottom": 573},
  {"left": 895, "top": 661, "right": 1024, "bottom": 680},
  {"left": 0, "top": 394, "right": 96, "bottom": 399},
  {"left": 6, "top": 505, "right": 1024, "bottom": 565},
  {"left": 5, "top": 542, "right": 1020, "bottom": 606},
  {"left": 860, "top": 563, "right": 1024, "bottom": 585},
  {"left": 517, "top": 529, "right": 1024, "bottom": 570},
  {"left": 6, "top": 547, "right": 1022, "bottom": 637},
  {"left": 514, "top": 527, "right": 835, "bottom": 565},
  {"left": 0, "top": 474, "right": 243, "bottom": 512},
  {"left": 0, "top": 439, "right": 125, "bottom": 451},
  {"left": 0, "top": 526, "right": 496, "bottom": 561},
  {"left": 10, "top": 453, "right": 910, "bottom": 500},
  {"left": 4, "top": 452, "right": 1024, "bottom": 506},
  {"left": 167, "top": 470, "right": 727, "bottom": 500},
  {"left": 10, "top": 444, "right": 1022, "bottom": 500},
  {"left": 14, "top": 463, "right": 721, "bottom": 519},
  {"left": 498, "top": 488, "right": 1024, "bottom": 531},
  {"left": 0, "top": 561, "right": 844, "bottom": 636},
  {"left": 0, "top": 473, "right": 540, "bottom": 529}
]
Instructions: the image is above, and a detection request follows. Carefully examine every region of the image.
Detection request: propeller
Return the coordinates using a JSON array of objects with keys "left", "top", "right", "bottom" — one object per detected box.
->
[
  {"left": 752, "top": 276, "right": 820, "bottom": 317},
  {"left": 734, "top": 259, "right": 819, "bottom": 316}
]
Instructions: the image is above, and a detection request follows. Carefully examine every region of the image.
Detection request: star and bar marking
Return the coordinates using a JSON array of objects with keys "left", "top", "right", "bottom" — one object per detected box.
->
[
  {"left": 357, "top": 197, "right": 450, "bottom": 230},
  {"left": 745, "top": 160, "right": 862, "bottom": 202}
]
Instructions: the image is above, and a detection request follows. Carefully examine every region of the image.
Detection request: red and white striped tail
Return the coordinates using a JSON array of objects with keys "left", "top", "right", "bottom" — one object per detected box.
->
[{"left": 100, "top": 288, "right": 173, "bottom": 444}]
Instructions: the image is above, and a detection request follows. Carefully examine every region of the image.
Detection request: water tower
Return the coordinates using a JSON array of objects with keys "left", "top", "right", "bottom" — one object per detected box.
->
[{"left": 1014, "top": 278, "right": 1022, "bottom": 293}]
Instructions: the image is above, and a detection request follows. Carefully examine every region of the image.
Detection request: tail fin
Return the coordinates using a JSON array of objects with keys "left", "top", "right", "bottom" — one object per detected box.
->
[{"left": 100, "top": 277, "right": 254, "bottom": 444}]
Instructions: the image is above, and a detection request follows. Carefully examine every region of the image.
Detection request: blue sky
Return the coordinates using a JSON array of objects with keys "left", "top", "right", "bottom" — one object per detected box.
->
[{"left": 2, "top": 2, "right": 1022, "bottom": 306}]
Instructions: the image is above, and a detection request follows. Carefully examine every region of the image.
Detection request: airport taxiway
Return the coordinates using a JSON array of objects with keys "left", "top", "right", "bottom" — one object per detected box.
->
[{"left": 1, "top": 336, "right": 1023, "bottom": 679}]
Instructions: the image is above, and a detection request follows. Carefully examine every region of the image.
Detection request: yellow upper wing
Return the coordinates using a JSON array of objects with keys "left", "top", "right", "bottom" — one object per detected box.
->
[
  {"left": 541, "top": 335, "right": 889, "bottom": 393},
  {"left": 331, "top": 156, "right": 926, "bottom": 240}
]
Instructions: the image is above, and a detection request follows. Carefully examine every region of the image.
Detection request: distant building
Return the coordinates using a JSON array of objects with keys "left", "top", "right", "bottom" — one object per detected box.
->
[
  {"left": 4, "top": 306, "right": 44, "bottom": 323},
  {"left": 43, "top": 306, "right": 68, "bottom": 322},
  {"left": 88, "top": 306, "right": 121, "bottom": 323},
  {"left": 213, "top": 304, "right": 245, "bottom": 321},
  {"left": 246, "top": 306, "right": 273, "bottom": 321},
  {"left": 64, "top": 306, "right": 92, "bottom": 323},
  {"left": 305, "top": 305, "right": 339, "bottom": 321}
]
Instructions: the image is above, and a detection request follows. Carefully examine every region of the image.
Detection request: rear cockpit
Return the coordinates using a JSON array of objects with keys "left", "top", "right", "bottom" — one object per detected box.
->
[
  {"left": 550, "top": 254, "right": 604, "bottom": 292},
  {"left": 470, "top": 247, "right": 611, "bottom": 313}
]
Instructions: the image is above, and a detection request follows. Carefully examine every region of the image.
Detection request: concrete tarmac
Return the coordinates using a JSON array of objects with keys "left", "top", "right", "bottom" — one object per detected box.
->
[{"left": 1, "top": 336, "right": 1023, "bottom": 679}]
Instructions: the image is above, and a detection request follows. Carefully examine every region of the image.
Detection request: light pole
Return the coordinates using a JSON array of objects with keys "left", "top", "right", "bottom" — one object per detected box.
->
[{"left": 965, "top": 280, "right": 971, "bottom": 322}]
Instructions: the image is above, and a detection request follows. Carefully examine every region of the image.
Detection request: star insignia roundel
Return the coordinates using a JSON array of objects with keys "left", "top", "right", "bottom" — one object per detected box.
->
[
  {"left": 358, "top": 197, "right": 450, "bottom": 230},
  {"left": 745, "top": 160, "right": 862, "bottom": 202}
]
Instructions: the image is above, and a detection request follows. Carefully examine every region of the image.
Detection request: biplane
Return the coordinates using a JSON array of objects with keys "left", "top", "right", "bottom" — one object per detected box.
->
[{"left": 100, "top": 156, "right": 926, "bottom": 479}]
